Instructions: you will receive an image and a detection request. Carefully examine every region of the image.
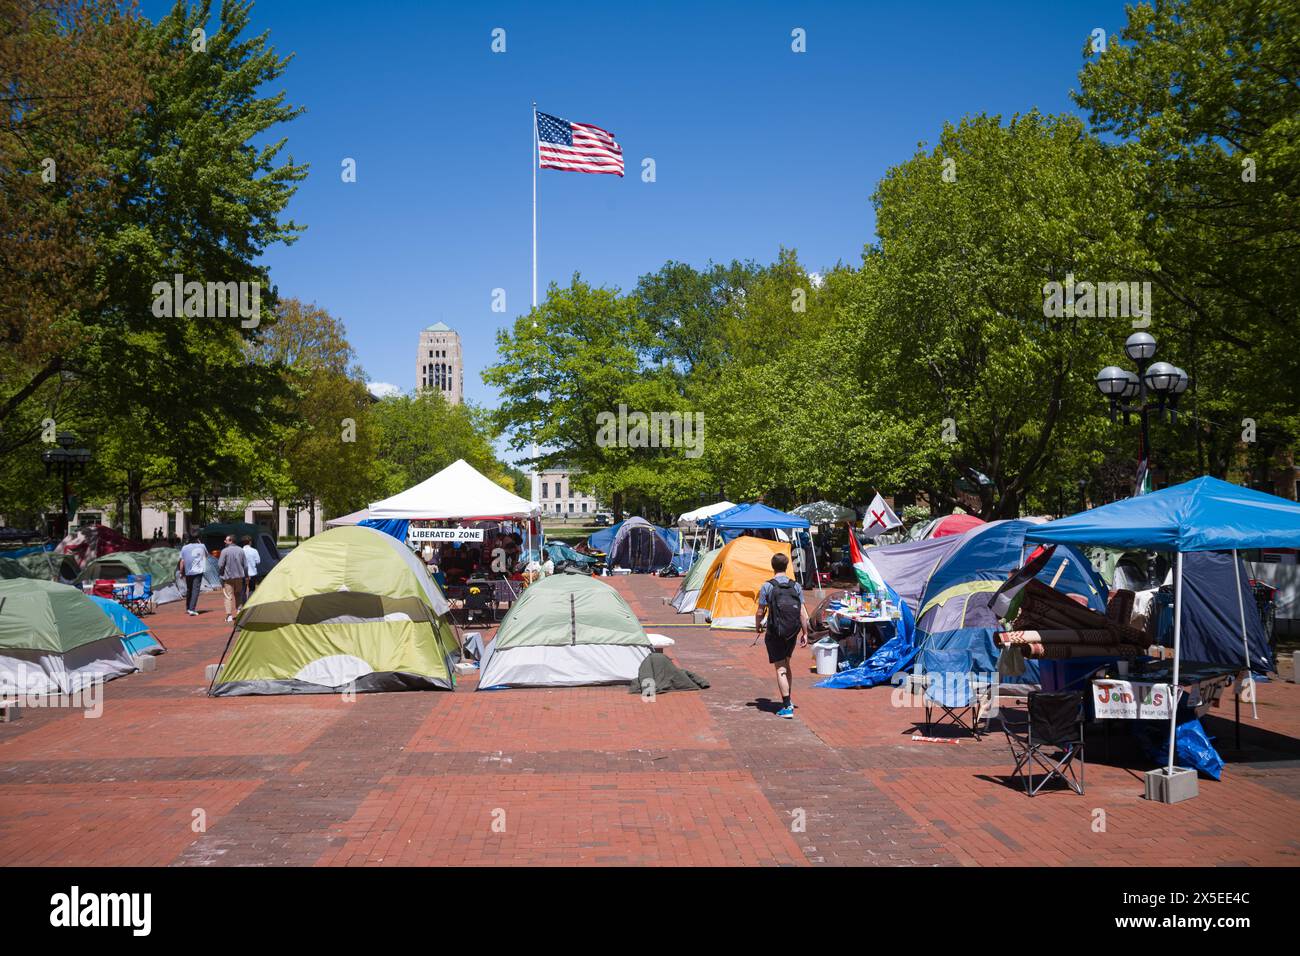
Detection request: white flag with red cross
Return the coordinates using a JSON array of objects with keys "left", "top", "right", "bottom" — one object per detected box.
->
[{"left": 861, "top": 493, "right": 902, "bottom": 539}]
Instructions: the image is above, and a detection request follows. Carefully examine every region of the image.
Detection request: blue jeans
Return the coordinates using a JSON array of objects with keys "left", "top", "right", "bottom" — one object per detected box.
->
[{"left": 184, "top": 573, "right": 203, "bottom": 612}]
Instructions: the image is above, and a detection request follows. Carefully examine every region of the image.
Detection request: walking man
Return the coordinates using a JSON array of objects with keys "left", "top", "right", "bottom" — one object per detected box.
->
[
  {"left": 241, "top": 535, "right": 260, "bottom": 594},
  {"left": 178, "top": 532, "right": 208, "bottom": 616},
  {"left": 755, "top": 552, "right": 810, "bottom": 719},
  {"left": 217, "top": 534, "right": 247, "bottom": 623}
]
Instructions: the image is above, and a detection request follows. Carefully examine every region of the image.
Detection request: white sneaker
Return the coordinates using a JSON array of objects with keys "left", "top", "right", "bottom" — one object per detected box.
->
[
  {"left": 225, "top": 615, "right": 233, "bottom": 622},
  {"left": 187, "top": 610, "right": 197, "bottom": 616}
]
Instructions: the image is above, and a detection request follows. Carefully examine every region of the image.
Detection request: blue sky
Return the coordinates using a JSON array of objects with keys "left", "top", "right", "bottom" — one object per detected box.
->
[{"left": 144, "top": 0, "right": 1127, "bottom": 463}]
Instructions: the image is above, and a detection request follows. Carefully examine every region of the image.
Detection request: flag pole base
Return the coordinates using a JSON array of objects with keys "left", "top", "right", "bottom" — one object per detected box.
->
[{"left": 1144, "top": 766, "right": 1198, "bottom": 804}]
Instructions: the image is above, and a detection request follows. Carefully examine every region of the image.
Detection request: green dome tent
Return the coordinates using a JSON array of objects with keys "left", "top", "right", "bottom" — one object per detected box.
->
[
  {"left": 210, "top": 526, "right": 459, "bottom": 697},
  {"left": 0, "top": 579, "right": 138, "bottom": 696},
  {"left": 669, "top": 546, "right": 723, "bottom": 613},
  {"left": 477, "top": 574, "right": 651, "bottom": 689}
]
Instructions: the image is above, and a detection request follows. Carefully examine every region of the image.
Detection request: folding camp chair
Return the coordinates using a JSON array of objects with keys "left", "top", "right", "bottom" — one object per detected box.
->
[
  {"left": 123, "top": 574, "right": 154, "bottom": 616},
  {"left": 91, "top": 579, "right": 117, "bottom": 600},
  {"left": 922, "top": 648, "right": 985, "bottom": 738},
  {"left": 463, "top": 579, "right": 494, "bottom": 625},
  {"left": 1001, "top": 690, "right": 1085, "bottom": 796}
]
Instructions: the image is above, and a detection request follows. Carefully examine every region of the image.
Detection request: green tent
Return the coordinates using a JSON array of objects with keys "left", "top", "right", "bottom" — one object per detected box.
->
[
  {"left": 477, "top": 573, "right": 651, "bottom": 689},
  {"left": 669, "top": 546, "right": 723, "bottom": 613},
  {"left": 0, "top": 579, "right": 137, "bottom": 695},
  {"left": 210, "top": 525, "right": 459, "bottom": 696}
]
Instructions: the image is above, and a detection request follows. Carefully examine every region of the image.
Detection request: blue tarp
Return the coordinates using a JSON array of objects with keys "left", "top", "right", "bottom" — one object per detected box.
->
[
  {"left": 359, "top": 518, "right": 410, "bottom": 542},
  {"left": 706, "top": 503, "right": 810, "bottom": 530},
  {"left": 1025, "top": 476, "right": 1300, "bottom": 552}
]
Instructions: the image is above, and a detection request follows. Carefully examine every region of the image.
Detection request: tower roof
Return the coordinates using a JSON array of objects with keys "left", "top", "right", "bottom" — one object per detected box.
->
[{"left": 425, "top": 321, "right": 451, "bottom": 332}]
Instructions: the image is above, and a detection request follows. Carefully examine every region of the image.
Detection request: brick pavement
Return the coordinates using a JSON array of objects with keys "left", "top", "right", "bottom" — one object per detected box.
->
[{"left": 1, "top": 575, "right": 1297, "bottom": 866}]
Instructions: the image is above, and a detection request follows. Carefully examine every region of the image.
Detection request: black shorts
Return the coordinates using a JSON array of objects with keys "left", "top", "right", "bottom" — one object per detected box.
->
[{"left": 765, "top": 630, "right": 798, "bottom": 664}]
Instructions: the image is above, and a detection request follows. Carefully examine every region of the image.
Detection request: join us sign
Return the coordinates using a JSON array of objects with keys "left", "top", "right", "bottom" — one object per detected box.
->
[
  {"left": 408, "top": 527, "right": 485, "bottom": 543},
  {"left": 1092, "top": 679, "right": 1174, "bottom": 720}
]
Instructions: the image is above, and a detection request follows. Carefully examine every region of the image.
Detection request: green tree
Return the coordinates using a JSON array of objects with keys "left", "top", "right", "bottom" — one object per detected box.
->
[{"left": 1075, "top": 0, "right": 1300, "bottom": 490}]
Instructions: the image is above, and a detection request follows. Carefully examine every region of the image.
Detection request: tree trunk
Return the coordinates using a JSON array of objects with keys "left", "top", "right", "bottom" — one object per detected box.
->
[
  {"left": 189, "top": 488, "right": 201, "bottom": 535},
  {"left": 611, "top": 491, "right": 623, "bottom": 522},
  {"left": 127, "top": 469, "right": 144, "bottom": 542},
  {"left": 308, "top": 494, "right": 316, "bottom": 537},
  {"left": 271, "top": 495, "right": 280, "bottom": 540}
]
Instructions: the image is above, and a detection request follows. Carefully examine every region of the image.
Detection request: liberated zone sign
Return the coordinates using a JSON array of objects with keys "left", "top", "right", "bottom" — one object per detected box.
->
[{"left": 408, "top": 527, "right": 485, "bottom": 543}]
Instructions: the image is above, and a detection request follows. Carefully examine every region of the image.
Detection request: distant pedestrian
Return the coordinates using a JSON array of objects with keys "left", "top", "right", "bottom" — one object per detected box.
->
[
  {"left": 178, "top": 532, "right": 208, "bottom": 616},
  {"left": 241, "top": 535, "right": 260, "bottom": 593},
  {"left": 755, "top": 552, "right": 809, "bottom": 719},
  {"left": 217, "top": 534, "right": 247, "bottom": 622}
]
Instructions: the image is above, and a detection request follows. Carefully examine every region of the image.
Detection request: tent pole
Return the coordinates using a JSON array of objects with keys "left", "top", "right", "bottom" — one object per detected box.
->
[
  {"left": 1167, "top": 551, "right": 1184, "bottom": 775},
  {"left": 1232, "top": 548, "right": 1258, "bottom": 720}
]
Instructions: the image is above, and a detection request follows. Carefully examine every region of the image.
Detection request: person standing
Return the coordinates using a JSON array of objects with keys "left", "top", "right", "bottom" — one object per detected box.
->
[
  {"left": 217, "top": 534, "right": 247, "bottom": 623},
  {"left": 755, "top": 552, "right": 810, "bottom": 719},
  {"left": 241, "top": 535, "right": 260, "bottom": 594},
  {"left": 178, "top": 532, "right": 208, "bottom": 617}
]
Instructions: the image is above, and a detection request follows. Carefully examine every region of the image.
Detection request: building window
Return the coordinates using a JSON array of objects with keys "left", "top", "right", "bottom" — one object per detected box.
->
[
  {"left": 541, "top": 482, "right": 548, "bottom": 499},
  {"left": 581, "top": 503, "right": 587, "bottom": 513},
  {"left": 568, "top": 502, "right": 574, "bottom": 513}
]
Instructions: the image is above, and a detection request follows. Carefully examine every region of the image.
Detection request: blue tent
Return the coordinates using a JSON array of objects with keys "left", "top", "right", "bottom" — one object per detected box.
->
[
  {"left": 866, "top": 520, "right": 1107, "bottom": 683},
  {"left": 88, "top": 595, "right": 165, "bottom": 657},
  {"left": 587, "top": 518, "right": 681, "bottom": 570}
]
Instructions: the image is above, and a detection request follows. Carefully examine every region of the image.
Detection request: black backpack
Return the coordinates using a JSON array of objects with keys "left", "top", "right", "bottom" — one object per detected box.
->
[{"left": 765, "top": 578, "right": 803, "bottom": 639}]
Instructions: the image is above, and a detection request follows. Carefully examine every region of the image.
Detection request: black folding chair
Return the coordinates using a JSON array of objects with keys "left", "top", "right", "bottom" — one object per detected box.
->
[
  {"left": 464, "top": 579, "right": 494, "bottom": 625},
  {"left": 1002, "top": 690, "right": 1085, "bottom": 796}
]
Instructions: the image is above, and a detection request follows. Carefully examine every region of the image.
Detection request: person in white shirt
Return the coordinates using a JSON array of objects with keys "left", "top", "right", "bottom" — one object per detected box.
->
[
  {"left": 241, "top": 535, "right": 261, "bottom": 593},
  {"left": 177, "top": 532, "right": 209, "bottom": 616}
]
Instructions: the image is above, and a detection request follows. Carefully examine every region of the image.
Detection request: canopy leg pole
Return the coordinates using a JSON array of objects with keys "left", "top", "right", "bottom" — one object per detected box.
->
[
  {"left": 809, "top": 531, "right": 824, "bottom": 597},
  {"left": 1167, "top": 551, "right": 1184, "bottom": 775},
  {"left": 1232, "top": 548, "right": 1258, "bottom": 721}
]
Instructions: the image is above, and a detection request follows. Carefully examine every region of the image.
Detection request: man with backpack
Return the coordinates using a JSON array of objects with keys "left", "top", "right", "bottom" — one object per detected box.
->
[{"left": 755, "top": 552, "right": 810, "bottom": 719}]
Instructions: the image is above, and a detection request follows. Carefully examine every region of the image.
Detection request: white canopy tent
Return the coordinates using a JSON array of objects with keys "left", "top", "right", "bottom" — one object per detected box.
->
[
  {"left": 677, "top": 501, "right": 737, "bottom": 528},
  {"left": 368, "top": 459, "right": 539, "bottom": 521},
  {"left": 676, "top": 501, "right": 737, "bottom": 565},
  {"left": 367, "top": 458, "right": 542, "bottom": 557}
]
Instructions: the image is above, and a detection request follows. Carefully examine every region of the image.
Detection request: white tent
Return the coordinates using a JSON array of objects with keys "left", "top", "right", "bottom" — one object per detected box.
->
[
  {"left": 677, "top": 501, "right": 737, "bottom": 528},
  {"left": 367, "top": 459, "right": 539, "bottom": 520},
  {"left": 324, "top": 508, "right": 369, "bottom": 528}
]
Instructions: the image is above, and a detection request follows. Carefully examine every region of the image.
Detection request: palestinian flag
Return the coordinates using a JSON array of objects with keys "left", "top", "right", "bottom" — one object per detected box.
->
[
  {"left": 846, "top": 521, "right": 886, "bottom": 596},
  {"left": 987, "top": 544, "right": 1057, "bottom": 621}
]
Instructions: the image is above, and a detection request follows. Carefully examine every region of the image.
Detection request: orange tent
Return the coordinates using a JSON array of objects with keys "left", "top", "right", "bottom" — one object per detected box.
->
[{"left": 696, "top": 536, "right": 793, "bottom": 629}]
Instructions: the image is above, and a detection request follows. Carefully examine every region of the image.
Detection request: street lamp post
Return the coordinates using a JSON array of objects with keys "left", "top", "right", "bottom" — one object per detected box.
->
[
  {"left": 40, "top": 432, "right": 92, "bottom": 538},
  {"left": 1095, "top": 332, "right": 1189, "bottom": 495}
]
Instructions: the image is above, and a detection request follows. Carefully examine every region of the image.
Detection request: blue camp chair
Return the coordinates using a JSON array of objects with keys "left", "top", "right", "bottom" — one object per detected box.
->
[
  {"left": 922, "top": 647, "right": 984, "bottom": 738},
  {"left": 123, "top": 573, "right": 154, "bottom": 617}
]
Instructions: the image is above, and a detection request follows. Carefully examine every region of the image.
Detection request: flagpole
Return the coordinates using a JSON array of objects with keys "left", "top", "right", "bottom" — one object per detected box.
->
[
  {"left": 530, "top": 101, "right": 541, "bottom": 548},
  {"left": 532, "top": 100, "right": 538, "bottom": 311}
]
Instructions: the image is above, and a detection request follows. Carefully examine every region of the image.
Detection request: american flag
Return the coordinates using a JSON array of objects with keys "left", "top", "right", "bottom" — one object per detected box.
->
[{"left": 536, "top": 110, "right": 624, "bottom": 177}]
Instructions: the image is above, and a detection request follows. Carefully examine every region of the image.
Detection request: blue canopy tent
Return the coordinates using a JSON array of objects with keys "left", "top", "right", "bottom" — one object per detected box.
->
[
  {"left": 706, "top": 504, "right": 821, "bottom": 592},
  {"left": 1025, "top": 476, "right": 1300, "bottom": 778}
]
